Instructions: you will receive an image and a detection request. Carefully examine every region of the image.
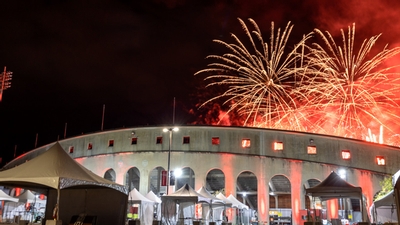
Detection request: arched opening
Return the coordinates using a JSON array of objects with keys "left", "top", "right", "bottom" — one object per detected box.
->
[
  {"left": 269, "top": 175, "right": 291, "bottom": 224},
  {"left": 104, "top": 169, "right": 116, "bottom": 182},
  {"left": 176, "top": 167, "right": 195, "bottom": 190},
  {"left": 125, "top": 167, "right": 140, "bottom": 192},
  {"left": 237, "top": 171, "right": 257, "bottom": 225},
  {"left": 206, "top": 169, "right": 225, "bottom": 192},
  {"left": 149, "top": 166, "right": 165, "bottom": 196}
]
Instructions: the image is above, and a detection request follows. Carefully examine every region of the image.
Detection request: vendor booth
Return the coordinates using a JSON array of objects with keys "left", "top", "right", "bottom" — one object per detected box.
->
[
  {"left": 146, "top": 191, "right": 162, "bottom": 222},
  {"left": 128, "top": 188, "right": 155, "bottom": 225},
  {"left": 0, "top": 142, "right": 128, "bottom": 225},
  {"left": 197, "top": 186, "right": 226, "bottom": 224},
  {"left": 305, "top": 171, "right": 369, "bottom": 224},
  {"left": 370, "top": 190, "right": 397, "bottom": 223},
  {"left": 161, "top": 184, "right": 210, "bottom": 225}
]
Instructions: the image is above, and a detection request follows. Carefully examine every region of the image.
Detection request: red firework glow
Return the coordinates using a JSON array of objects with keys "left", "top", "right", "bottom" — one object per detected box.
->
[{"left": 195, "top": 18, "right": 400, "bottom": 146}]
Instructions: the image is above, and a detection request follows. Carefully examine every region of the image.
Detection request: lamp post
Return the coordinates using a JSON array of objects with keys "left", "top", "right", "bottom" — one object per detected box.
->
[
  {"left": 163, "top": 127, "right": 179, "bottom": 194},
  {"left": 339, "top": 169, "right": 347, "bottom": 220}
]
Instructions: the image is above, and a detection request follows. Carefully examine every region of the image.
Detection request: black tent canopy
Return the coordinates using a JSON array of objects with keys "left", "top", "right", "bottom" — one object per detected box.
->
[{"left": 305, "top": 171, "right": 368, "bottom": 222}]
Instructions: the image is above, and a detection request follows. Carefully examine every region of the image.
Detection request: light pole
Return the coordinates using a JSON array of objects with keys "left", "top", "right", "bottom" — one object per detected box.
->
[
  {"left": 163, "top": 127, "right": 179, "bottom": 194},
  {"left": 339, "top": 169, "right": 347, "bottom": 220}
]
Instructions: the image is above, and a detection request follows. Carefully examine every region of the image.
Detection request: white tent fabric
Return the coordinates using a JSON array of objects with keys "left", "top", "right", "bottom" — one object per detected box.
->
[
  {"left": 197, "top": 187, "right": 225, "bottom": 223},
  {"left": 146, "top": 191, "right": 162, "bottom": 221},
  {"left": 146, "top": 191, "right": 162, "bottom": 204},
  {"left": 216, "top": 193, "right": 234, "bottom": 206},
  {"left": 370, "top": 190, "right": 397, "bottom": 223},
  {"left": 0, "top": 189, "right": 18, "bottom": 202},
  {"left": 215, "top": 193, "right": 234, "bottom": 223},
  {"left": 161, "top": 184, "right": 210, "bottom": 225},
  {"left": 128, "top": 188, "right": 154, "bottom": 225},
  {"left": 17, "top": 190, "right": 46, "bottom": 204},
  {"left": 227, "top": 194, "right": 249, "bottom": 209},
  {"left": 0, "top": 142, "right": 128, "bottom": 225}
]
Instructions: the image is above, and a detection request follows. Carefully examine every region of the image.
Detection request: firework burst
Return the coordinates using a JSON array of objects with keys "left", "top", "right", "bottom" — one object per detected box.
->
[
  {"left": 196, "top": 18, "right": 400, "bottom": 143},
  {"left": 195, "top": 18, "right": 314, "bottom": 131},
  {"left": 302, "top": 23, "right": 400, "bottom": 138}
]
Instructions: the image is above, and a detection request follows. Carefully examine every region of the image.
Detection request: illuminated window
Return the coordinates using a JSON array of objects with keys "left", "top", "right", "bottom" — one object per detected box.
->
[
  {"left": 69, "top": 146, "right": 74, "bottom": 153},
  {"left": 242, "top": 139, "right": 251, "bottom": 148},
  {"left": 212, "top": 137, "right": 220, "bottom": 145},
  {"left": 108, "top": 140, "right": 114, "bottom": 147},
  {"left": 376, "top": 156, "right": 385, "bottom": 165},
  {"left": 183, "top": 136, "right": 190, "bottom": 144},
  {"left": 341, "top": 150, "right": 351, "bottom": 160},
  {"left": 307, "top": 146, "right": 317, "bottom": 154},
  {"left": 131, "top": 137, "right": 137, "bottom": 145},
  {"left": 87, "top": 143, "right": 93, "bottom": 150},
  {"left": 274, "top": 142, "right": 283, "bottom": 151},
  {"left": 156, "top": 137, "right": 162, "bottom": 144}
]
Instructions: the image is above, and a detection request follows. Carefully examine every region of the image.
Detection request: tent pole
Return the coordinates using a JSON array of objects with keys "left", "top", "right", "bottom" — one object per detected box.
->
[{"left": 57, "top": 188, "right": 60, "bottom": 221}]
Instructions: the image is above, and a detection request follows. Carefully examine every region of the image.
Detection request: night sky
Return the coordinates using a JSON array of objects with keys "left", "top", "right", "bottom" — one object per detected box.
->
[{"left": 0, "top": 0, "right": 399, "bottom": 165}]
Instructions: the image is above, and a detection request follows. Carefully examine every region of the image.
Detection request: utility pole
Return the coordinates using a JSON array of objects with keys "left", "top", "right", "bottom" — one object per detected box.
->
[{"left": 0, "top": 66, "right": 12, "bottom": 102}]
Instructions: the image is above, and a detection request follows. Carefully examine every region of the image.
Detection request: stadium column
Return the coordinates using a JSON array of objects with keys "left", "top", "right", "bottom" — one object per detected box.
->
[{"left": 289, "top": 162, "right": 304, "bottom": 225}]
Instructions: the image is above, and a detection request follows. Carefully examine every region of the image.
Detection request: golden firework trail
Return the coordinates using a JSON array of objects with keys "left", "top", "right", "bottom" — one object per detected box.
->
[
  {"left": 303, "top": 23, "right": 400, "bottom": 139},
  {"left": 196, "top": 18, "right": 400, "bottom": 144},
  {"left": 195, "top": 18, "right": 314, "bottom": 131}
]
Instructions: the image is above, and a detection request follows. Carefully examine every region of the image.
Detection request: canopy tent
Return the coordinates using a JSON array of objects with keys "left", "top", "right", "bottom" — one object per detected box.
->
[
  {"left": 16, "top": 190, "right": 46, "bottom": 204},
  {"left": 128, "top": 188, "right": 154, "bottom": 225},
  {"left": 0, "top": 189, "right": 17, "bottom": 202},
  {"left": 146, "top": 191, "right": 162, "bottom": 221},
  {"left": 370, "top": 190, "right": 397, "bottom": 223},
  {"left": 161, "top": 184, "right": 210, "bottom": 225},
  {"left": 197, "top": 187, "right": 225, "bottom": 223},
  {"left": 305, "top": 171, "right": 368, "bottom": 222},
  {"left": 227, "top": 194, "right": 249, "bottom": 209},
  {"left": 0, "top": 190, "right": 19, "bottom": 221},
  {"left": 216, "top": 193, "right": 234, "bottom": 223},
  {"left": 392, "top": 169, "right": 400, "bottom": 224},
  {"left": 227, "top": 195, "right": 250, "bottom": 225},
  {"left": 0, "top": 142, "right": 128, "bottom": 225}
]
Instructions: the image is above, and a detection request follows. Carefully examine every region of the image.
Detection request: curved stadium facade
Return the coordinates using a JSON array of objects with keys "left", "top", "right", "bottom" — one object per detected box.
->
[{"left": 5, "top": 125, "right": 400, "bottom": 225}]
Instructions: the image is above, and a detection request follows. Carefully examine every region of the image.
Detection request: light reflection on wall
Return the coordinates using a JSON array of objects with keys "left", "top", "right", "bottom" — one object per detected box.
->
[{"left": 221, "top": 153, "right": 235, "bottom": 221}]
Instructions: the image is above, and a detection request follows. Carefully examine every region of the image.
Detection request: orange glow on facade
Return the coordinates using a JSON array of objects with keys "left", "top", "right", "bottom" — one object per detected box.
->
[
  {"left": 220, "top": 153, "right": 236, "bottom": 221},
  {"left": 358, "top": 172, "right": 374, "bottom": 219},
  {"left": 289, "top": 160, "right": 303, "bottom": 225},
  {"left": 328, "top": 199, "right": 338, "bottom": 219}
]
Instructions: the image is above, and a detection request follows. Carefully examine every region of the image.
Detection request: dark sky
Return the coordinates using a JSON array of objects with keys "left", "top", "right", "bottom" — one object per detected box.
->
[{"left": 0, "top": 0, "right": 399, "bottom": 165}]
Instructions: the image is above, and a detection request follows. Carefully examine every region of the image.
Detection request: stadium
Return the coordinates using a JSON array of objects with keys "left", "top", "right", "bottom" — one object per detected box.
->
[{"left": 4, "top": 125, "right": 400, "bottom": 225}]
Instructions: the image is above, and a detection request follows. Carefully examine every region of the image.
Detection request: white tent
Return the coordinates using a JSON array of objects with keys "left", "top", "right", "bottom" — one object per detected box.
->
[
  {"left": 197, "top": 187, "right": 225, "bottom": 223},
  {"left": 161, "top": 184, "right": 210, "bottom": 225},
  {"left": 0, "top": 142, "right": 128, "bottom": 225},
  {"left": 215, "top": 193, "right": 234, "bottom": 223},
  {"left": 128, "top": 188, "right": 154, "bottom": 225},
  {"left": 146, "top": 191, "right": 162, "bottom": 221},
  {"left": 227, "top": 194, "right": 249, "bottom": 209},
  {"left": 370, "top": 190, "right": 397, "bottom": 223},
  {"left": 16, "top": 190, "right": 46, "bottom": 204},
  {"left": 0, "top": 190, "right": 17, "bottom": 202},
  {"left": 0, "top": 190, "right": 19, "bottom": 222},
  {"left": 227, "top": 194, "right": 250, "bottom": 225}
]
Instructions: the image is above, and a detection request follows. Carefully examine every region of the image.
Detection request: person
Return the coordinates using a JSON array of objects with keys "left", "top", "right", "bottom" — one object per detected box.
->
[{"left": 53, "top": 204, "right": 58, "bottom": 220}]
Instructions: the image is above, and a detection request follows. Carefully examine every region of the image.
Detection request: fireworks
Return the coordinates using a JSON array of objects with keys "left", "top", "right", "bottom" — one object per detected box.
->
[
  {"left": 196, "top": 18, "right": 400, "bottom": 144},
  {"left": 303, "top": 23, "right": 400, "bottom": 139},
  {"left": 194, "top": 18, "right": 314, "bottom": 131}
]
